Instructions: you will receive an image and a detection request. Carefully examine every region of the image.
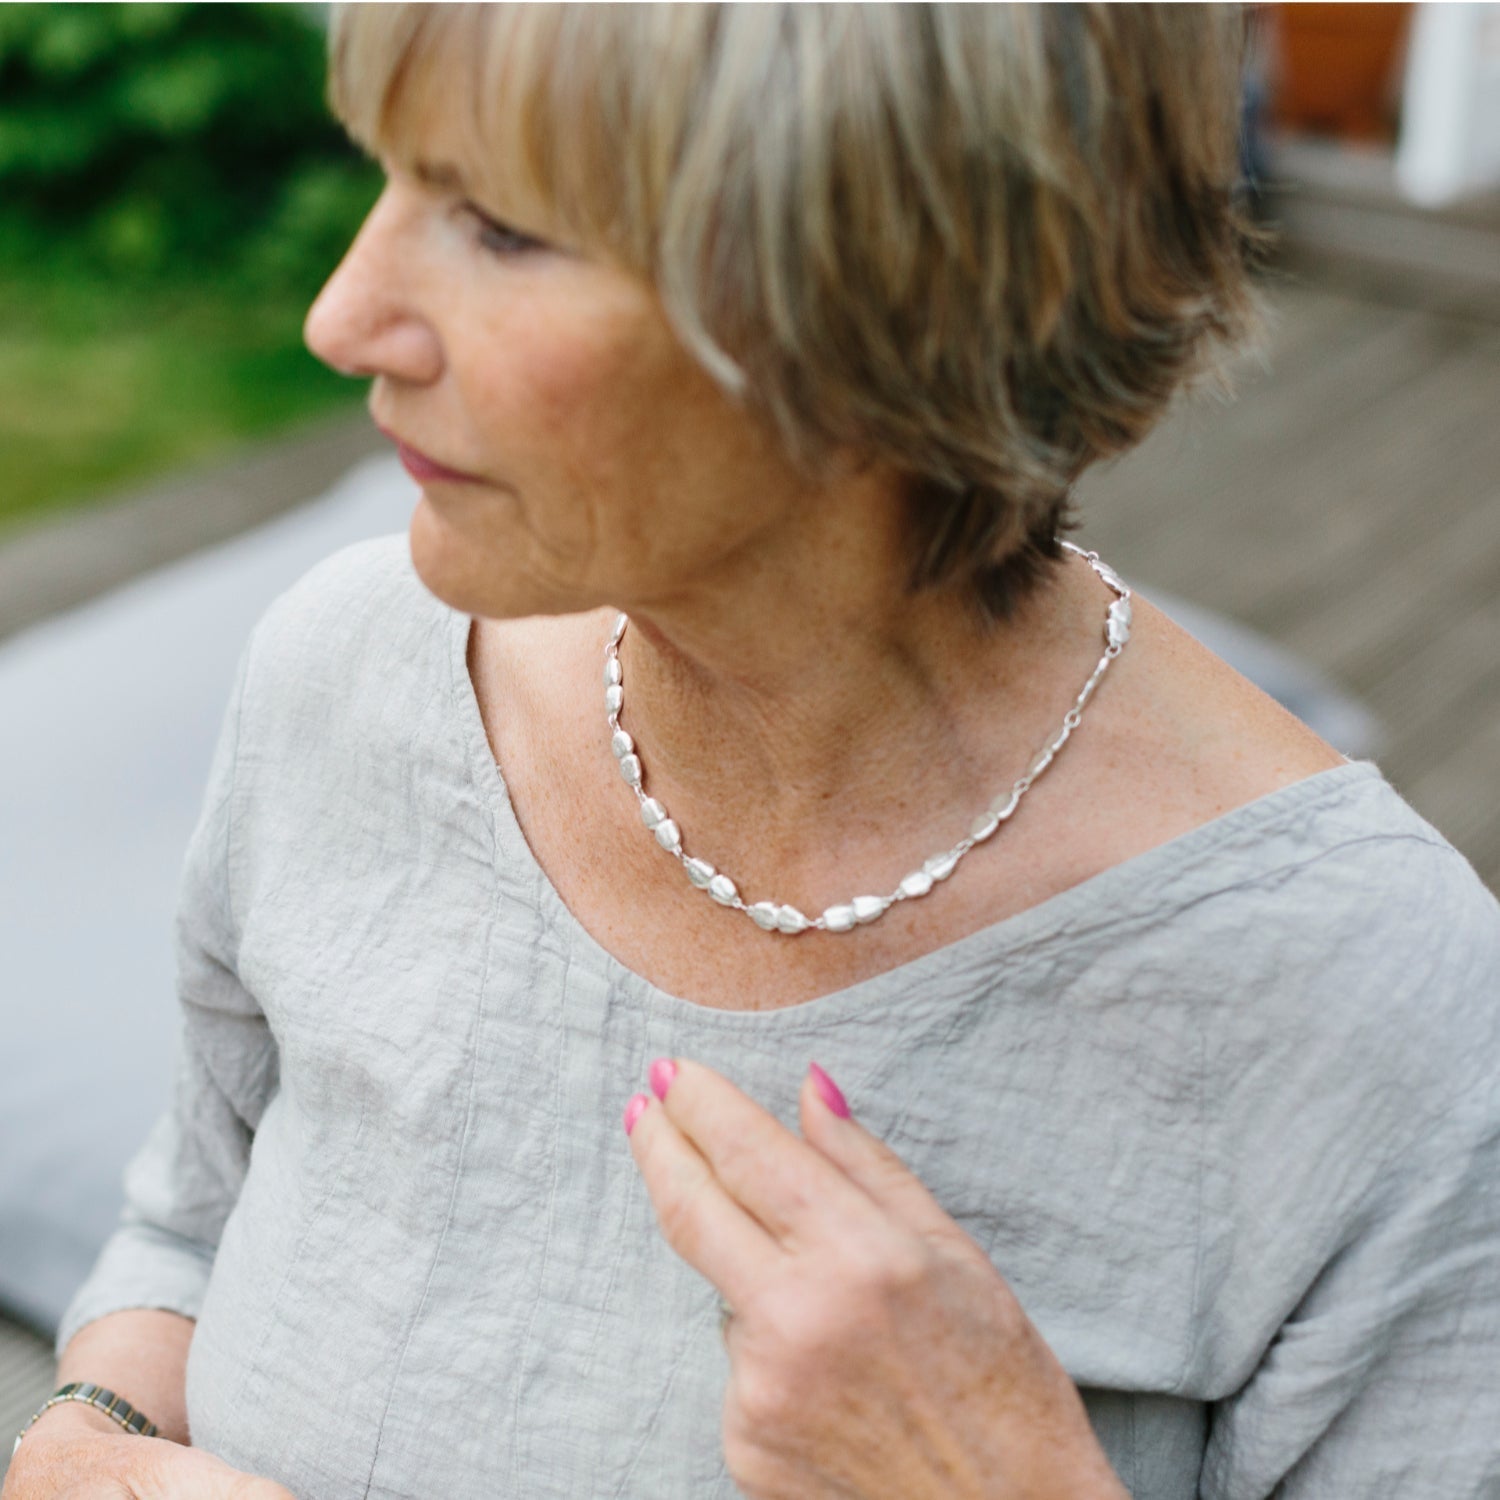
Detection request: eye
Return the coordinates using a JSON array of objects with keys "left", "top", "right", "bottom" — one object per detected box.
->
[{"left": 461, "top": 201, "right": 545, "bottom": 257}]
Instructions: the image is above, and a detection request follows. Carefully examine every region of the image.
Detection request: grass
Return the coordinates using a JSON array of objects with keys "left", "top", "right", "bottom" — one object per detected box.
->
[{"left": 0, "top": 262, "right": 366, "bottom": 541}]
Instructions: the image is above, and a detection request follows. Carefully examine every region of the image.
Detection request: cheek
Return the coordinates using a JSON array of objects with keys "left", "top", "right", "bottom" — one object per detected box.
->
[
  {"left": 449, "top": 279, "right": 777, "bottom": 601},
  {"left": 467, "top": 297, "right": 643, "bottom": 450},
  {"left": 466, "top": 308, "right": 691, "bottom": 549}
]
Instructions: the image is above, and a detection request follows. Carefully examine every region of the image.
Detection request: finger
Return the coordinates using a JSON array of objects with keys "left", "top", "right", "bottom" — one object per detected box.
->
[
  {"left": 649, "top": 1057, "right": 878, "bottom": 1247},
  {"left": 798, "top": 1062, "right": 959, "bottom": 1240},
  {"left": 628, "top": 1092, "right": 781, "bottom": 1306}
]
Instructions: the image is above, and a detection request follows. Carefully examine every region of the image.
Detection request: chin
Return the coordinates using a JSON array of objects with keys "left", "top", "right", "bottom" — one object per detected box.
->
[{"left": 406, "top": 495, "right": 587, "bottom": 622}]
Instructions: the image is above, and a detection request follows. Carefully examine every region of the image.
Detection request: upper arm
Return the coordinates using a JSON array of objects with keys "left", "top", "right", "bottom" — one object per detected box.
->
[
  {"left": 56, "top": 629, "right": 279, "bottom": 1351},
  {"left": 1200, "top": 1079, "right": 1500, "bottom": 1497},
  {"left": 1197, "top": 848, "right": 1500, "bottom": 1498}
]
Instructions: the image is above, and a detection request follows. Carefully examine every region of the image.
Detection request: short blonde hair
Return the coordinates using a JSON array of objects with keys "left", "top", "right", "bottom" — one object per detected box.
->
[{"left": 327, "top": 3, "right": 1268, "bottom": 619}]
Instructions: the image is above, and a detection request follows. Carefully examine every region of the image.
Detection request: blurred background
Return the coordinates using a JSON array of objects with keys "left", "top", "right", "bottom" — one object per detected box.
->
[{"left": 1, "top": 0, "right": 1497, "bottom": 1470}]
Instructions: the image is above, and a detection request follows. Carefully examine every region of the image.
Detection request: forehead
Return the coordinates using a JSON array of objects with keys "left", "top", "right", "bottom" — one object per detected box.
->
[{"left": 349, "top": 10, "right": 603, "bottom": 241}]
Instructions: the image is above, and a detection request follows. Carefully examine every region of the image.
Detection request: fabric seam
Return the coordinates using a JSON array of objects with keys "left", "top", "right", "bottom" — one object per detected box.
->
[{"left": 360, "top": 803, "right": 500, "bottom": 1498}]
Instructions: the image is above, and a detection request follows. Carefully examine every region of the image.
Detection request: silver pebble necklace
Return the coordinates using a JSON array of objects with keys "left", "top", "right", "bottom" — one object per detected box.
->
[{"left": 603, "top": 540, "right": 1132, "bottom": 935}]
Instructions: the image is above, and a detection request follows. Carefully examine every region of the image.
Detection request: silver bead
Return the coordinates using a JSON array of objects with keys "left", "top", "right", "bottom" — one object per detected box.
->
[
  {"left": 618, "top": 753, "right": 642, "bottom": 786},
  {"left": 899, "top": 869, "right": 934, "bottom": 899},
  {"left": 639, "top": 797, "right": 667, "bottom": 829},
  {"left": 683, "top": 857, "right": 715, "bottom": 889},
  {"left": 1106, "top": 598, "right": 1132, "bottom": 648},
  {"left": 989, "top": 790, "right": 1020, "bottom": 820},
  {"left": 654, "top": 818, "right": 681, "bottom": 852},
  {"left": 775, "top": 905, "right": 810, "bottom": 934},
  {"left": 605, "top": 656, "right": 622, "bottom": 687},
  {"left": 970, "top": 810, "right": 1000, "bottom": 842},
  {"left": 605, "top": 684, "right": 623, "bottom": 714},
  {"left": 923, "top": 851, "right": 959, "bottom": 882},
  {"left": 612, "top": 612, "right": 628, "bottom": 641},
  {"left": 1026, "top": 746, "right": 1055, "bottom": 781},
  {"left": 1094, "top": 562, "right": 1124, "bottom": 592},
  {"left": 708, "top": 874, "right": 738, "bottom": 906},
  {"left": 611, "top": 729, "right": 634, "bottom": 759},
  {"left": 747, "top": 901, "right": 780, "bottom": 931},
  {"left": 852, "top": 895, "right": 885, "bottom": 924},
  {"left": 822, "top": 903, "right": 857, "bottom": 933}
]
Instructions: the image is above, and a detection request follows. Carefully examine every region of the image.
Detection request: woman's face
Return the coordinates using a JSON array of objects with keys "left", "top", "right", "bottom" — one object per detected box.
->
[{"left": 303, "top": 154, "right": 815, "bottom": 622}]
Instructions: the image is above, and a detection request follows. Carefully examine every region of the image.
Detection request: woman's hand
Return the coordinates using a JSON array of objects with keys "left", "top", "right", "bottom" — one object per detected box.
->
[
  {"left": 625, "top": 1058, "right": 1128, "bottom": 1500},
  {"left": 3, "top": 1406, "right": 298, "bottom": 1500}
]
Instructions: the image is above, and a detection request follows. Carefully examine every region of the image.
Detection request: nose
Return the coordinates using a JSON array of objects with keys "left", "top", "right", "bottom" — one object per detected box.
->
[{"left": 303, "top": 186, "right": 443, "bottom": 384}]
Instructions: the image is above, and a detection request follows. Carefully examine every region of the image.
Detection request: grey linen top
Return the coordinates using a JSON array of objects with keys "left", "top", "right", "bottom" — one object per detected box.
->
[{"left": 61, "top": 537, "right": 1500, "bottom": 1500}]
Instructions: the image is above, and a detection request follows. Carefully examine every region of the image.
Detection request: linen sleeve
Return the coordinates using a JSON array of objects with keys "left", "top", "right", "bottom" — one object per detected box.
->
[
  {"left": 55, "top": 631, "right": 280, "bottom": 1355},
  {"left": 1198, "top": 865, "right": 1500, "bottom": 1499}
]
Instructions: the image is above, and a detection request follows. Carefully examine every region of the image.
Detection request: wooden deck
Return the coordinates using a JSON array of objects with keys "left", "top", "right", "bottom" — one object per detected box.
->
[
  {"left": 0, "top": 1318, "right": 54, "bottom": 1481},
  {"left": 1076, "top": 255, "right": 1500, "bottom": 894}
]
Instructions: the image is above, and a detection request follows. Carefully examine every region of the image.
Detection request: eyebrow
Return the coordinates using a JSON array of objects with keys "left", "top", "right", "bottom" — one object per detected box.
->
[{"left": 411, "top": 159, "right": 469, "bottom": 192}]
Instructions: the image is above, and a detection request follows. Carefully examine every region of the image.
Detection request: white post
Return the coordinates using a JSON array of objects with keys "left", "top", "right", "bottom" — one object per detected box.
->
[{"left": 1395, "top": 2, "right": 1500, "bottom": 206}]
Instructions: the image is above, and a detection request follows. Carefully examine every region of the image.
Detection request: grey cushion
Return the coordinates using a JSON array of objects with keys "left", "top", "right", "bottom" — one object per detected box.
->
[{"left": 0, "top": 455, "right": 416, "bottom": 1332}]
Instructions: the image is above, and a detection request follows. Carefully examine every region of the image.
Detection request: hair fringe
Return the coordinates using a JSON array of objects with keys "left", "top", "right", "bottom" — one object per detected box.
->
[{"left": 326, "top": 2, "right": 1266, "bottom": 621}]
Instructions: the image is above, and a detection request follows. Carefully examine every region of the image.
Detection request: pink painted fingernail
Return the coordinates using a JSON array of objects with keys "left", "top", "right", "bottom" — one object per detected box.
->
[
  {"left": 623, "top": 1093, "right": 650, "bottom": 1136},
  {"left": 649, "top": 1057, "right": 678, "bottom": 1101},
  {"left": 809, "top": 1062, "right": 850, "bottom": 1118}
]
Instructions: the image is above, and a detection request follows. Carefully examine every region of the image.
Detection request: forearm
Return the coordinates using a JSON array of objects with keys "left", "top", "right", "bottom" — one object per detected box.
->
[{"left": 24, "top": 1308, "right": 194, "bottom": 1447}]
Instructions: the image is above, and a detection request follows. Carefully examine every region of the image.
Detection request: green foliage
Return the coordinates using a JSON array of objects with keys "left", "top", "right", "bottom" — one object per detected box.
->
[
  {"left": 0, "top": 258, "right": 366, "bottom": 537},
  {"left": 0, "top": 2, "right": 381, "bottom": 295},
  {"left": 0, "top": 4, "right": 380, "bottom": 532}
]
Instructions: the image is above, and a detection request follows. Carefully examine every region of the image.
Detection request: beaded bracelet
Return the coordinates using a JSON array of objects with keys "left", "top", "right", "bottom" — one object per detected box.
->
[{"left": 11, "top": 1381, "right": 159, "bottom": 1457}]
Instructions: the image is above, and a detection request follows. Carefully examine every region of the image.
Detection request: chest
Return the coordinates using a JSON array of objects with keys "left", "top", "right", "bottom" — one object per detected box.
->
[
  {"left": 490, "top": 780, "right": 1105, "bottom": 1010},
  {"left": 496, "top": 738, "right": 1242, "bottom": 1012},
  {"left": 201, "top": 891, "right": 1217, "bottom": 1498},
  {"left": 471, "top": 630, "right": 1155, "bottom": 1011}
]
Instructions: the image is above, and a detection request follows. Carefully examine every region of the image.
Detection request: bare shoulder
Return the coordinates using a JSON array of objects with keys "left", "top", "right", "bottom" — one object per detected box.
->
[
  {"left": 1113, "top": 589, "right": 1348, "bottom": 816},
  {"left": 990, "top": 581, "right": 1351, "bottom": 912}
]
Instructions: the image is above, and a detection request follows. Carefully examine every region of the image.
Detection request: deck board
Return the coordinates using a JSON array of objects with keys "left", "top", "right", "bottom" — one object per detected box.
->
[
  {"left": 1279, "top": 487, "right": 1500, "bottom": 683},
  {"left": 1078, "top": 340, "right": 1452, "bottom": 607},
  {"left": 1088, "top": 327, "right": 1495, "bottom": 621},
  {"left": 0, "top": 1316, "right": 55, "bottom": 1486}
]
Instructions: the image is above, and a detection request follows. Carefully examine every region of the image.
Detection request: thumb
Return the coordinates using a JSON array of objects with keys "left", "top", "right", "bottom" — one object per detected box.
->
[{"left": 798, "top": 1062, "right": 956, "bottom": 1238}]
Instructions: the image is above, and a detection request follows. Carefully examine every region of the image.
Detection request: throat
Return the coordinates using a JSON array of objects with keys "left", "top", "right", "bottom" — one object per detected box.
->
[{"left": 603, "top": 550, "right": 1118, "bottom": 869}]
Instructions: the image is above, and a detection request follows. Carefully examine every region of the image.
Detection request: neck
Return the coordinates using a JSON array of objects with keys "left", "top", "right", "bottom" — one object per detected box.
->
[{"left": 612, "top": 546, "right": 1106, "bottom": 887}]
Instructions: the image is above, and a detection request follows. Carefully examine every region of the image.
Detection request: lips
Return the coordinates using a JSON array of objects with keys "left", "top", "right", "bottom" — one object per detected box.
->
[{"left": 374, "top": 421, "right": 484, "bottom": 484}]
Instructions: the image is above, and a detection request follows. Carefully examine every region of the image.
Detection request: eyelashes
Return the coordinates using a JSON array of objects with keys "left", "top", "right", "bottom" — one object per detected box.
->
[
  {"left": 370, "top": 154, "right": 549, "bottom": 258},
  {"left": 461, "top": 201, "right": 547, "bottom": 257}
]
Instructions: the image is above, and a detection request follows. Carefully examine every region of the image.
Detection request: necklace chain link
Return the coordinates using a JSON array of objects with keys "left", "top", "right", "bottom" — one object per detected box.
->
[{"left": 602, "top": 541, "right": 1132, "bottom": 935}]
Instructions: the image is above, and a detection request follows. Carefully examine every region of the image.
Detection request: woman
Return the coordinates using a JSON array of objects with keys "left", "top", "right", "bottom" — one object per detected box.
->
[{"left": 9, "top": 6, "right": 1498, "bottom": 1498}]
